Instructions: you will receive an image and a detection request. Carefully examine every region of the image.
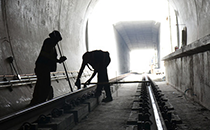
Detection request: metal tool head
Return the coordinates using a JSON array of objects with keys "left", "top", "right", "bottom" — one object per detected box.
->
[{"left": 75, "top": 79, "right": 81, "bottom": 89}]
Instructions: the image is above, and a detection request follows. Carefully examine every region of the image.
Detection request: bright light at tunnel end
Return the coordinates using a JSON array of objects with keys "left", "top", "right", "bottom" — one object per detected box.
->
[
  {"left": 130, "top": 49, "right": 155, "bottom": 73},
  {"left": 88, "top": 0, "right": 169, "bottom": 76}
]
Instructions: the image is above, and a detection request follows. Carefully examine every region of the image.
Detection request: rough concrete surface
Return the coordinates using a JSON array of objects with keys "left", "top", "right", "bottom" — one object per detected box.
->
[
  {"left": 165, "top": 49, "right": 210, "bottom": 110},
  {"left": 156, "top": 81, "right": 210, "bottom": 130}
]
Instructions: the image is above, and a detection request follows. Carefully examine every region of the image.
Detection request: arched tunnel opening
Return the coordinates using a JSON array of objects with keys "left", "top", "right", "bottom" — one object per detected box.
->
[
  {"left": 1, "top": 0, "right": 210, "bottom": 129},
  {"left": 87, "top": 0, "right": 169, "bottom": 76}
]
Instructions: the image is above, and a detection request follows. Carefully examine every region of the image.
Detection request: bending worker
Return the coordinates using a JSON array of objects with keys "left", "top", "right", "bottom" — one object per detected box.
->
[
  {"left": 75, "top": 50, "right": 112, "bottom": 102},
  {"left": 30, "top": 30, "right": 67, "bottom": 106}
]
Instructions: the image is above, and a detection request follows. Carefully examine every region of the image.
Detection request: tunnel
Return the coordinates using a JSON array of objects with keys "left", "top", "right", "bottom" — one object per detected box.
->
[{"left": 1, "top": 0, "right": 210, "bottom": 129}]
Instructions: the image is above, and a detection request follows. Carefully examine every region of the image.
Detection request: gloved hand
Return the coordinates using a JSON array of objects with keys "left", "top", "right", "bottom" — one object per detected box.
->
[{"left": 58, "top": 56, "right": 67, "bottom": 63}]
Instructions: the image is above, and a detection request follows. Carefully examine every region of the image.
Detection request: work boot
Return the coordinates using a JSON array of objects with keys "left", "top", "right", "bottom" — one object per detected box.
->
[{"left": 102, "top": 97, "right": 113, "bottom": 102}]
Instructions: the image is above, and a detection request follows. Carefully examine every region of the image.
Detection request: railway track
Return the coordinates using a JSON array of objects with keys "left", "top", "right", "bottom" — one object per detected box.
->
[
  {"left": 0, "top": 73, "right": 130, "bottom": 130},
  {"left": 0, "top": 74, "right": 181, "bottom": 130},
  {"left": 126, "top": 75, "right": 181, "bottom": 130},
  {"left": 0, "top": 86, "right": 96, "bottom": 130}
]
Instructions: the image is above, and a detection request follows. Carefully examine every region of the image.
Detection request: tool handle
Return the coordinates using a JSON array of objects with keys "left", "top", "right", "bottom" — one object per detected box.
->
[
  {"left": 81, "top": 81, "right": 150, "bottom": 85},
  {"left": 57, "top": 44, "right": 73, "bottom": 92}
]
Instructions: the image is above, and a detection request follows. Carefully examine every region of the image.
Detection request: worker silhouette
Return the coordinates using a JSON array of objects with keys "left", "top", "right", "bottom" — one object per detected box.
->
[
  {"left": 30, "top": 30, "right": 67, "bottom": 106},
  {"left": 75, "top": 50, "right": 112, "bottom": 102}
]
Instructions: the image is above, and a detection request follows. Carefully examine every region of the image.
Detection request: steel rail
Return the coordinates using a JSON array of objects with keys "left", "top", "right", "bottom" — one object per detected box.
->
[
  {"left": 0, "top": 73, "right": 130, "bottom": 130},
  {"left": 0, "top": 85, "right": 96, "bottom": 130},
  {"left": 145, "top": 76, "right": 167, "bottom": 130}
]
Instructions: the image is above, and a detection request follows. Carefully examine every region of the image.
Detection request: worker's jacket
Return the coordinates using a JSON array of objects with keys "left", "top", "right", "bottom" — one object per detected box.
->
[
  {"left": 36, "top": 38, "right": 58, "bottom": 72},
  {"left": 83, "top": 50, "right": 111, "bottom": 72}
]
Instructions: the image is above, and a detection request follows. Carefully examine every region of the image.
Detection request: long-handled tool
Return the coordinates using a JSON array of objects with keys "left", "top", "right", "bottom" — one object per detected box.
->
[
  {"left": 81, "top": 81, "right": 150, "bottom": 88},
  {"left": 56, "top": 44, "right": 73, "bottom": 92}
]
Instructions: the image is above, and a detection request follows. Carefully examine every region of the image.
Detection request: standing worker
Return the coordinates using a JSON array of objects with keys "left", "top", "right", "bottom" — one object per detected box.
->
[
  {"left": 75, "top": 50, "right": 112, "bottom": 102},
  {"left": 30, "top": 30, "right": 67, "bottom": 106}
]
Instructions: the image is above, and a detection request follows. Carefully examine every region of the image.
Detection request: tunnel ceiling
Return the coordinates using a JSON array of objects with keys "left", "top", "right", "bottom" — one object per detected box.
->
[{"left": 113, "top": 21, "right": 160, "bottom": 50}]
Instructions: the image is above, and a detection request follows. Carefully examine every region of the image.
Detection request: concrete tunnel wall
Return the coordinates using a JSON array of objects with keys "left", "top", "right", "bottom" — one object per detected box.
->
[
  {"left": 0, "top": 0, "right": 96, "bottom": 74},
  {"left": 164, "top": 0, "right": 210, "bottom": 110},
  {"left": 113, "top": 26, "right": 130, "bottom": 74},
  {"left": 0, "top": 0, "right": 120, "bottom": 117},
  {"left": 169, "top": 0, "right": 210, "bottom": 45},
  {"left": 1, "top": 0, "right": 210, "bottom": 117}
]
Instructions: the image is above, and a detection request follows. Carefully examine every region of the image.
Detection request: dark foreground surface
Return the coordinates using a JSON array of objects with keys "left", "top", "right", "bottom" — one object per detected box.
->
[{"left": 71, "top": 74, "right": 210, "bottom": 130}]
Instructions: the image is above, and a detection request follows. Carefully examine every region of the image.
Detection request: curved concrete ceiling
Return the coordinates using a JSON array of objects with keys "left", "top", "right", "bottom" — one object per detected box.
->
[{"left": 113, "top": 21, "right": 160, "bottom": 50}]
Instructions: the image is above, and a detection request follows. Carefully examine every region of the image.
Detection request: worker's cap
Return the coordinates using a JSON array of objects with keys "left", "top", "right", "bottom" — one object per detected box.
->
[{"left": 49, "top": 30, "right": 62, "bottom": 41}]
